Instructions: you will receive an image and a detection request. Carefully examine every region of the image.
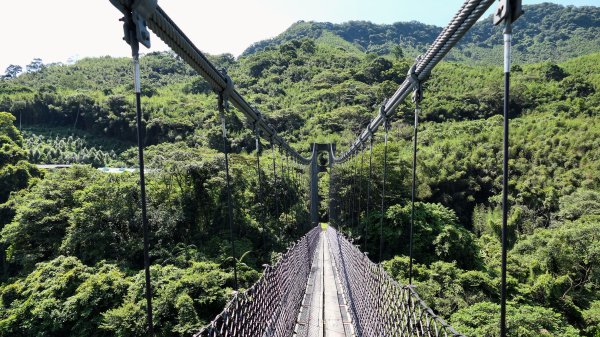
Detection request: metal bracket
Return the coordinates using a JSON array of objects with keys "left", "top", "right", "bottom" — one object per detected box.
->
[
  {"left": 268, "top": 127, "right": 277, "bottom": 146},
  {"left": 252, "top": 113, "right": 262, "bottom": 136},
  {"left": 216, "top": 70, "right": 233, "bottom": 139},
  {"left": 494, "top": 0, "right": 523, "bottom": 26},
  {"left": 366, "top": 125, "right": 374, "bottom": 140},
  {"left": 110, "top": 0, "right": 156, "bottom": 49},
  {"left": 379, "top": 98, "right": 390, "bottom": 130},
  {"left": 409, "top": 55, "right": 424, "bottom": 103},
  {"left": 218, "top": 69, "right": 234, "bottom": 112},
  {"left": 412, "top": 81, "right": 423, "bottom": 103},
  {"left": 379, "top": 98, "right": 388, "bottom": 118}
]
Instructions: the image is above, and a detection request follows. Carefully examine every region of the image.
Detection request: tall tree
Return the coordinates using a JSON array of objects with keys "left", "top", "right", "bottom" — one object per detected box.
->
[
  {"left": 3, "top": 65, "right": 22, "bottom": 78},
  {"left": 25, "top": 58, "right": 44, "bottom": 73},
  {"left": 392, "top": 45, "right": 404, "bottom": 60}
]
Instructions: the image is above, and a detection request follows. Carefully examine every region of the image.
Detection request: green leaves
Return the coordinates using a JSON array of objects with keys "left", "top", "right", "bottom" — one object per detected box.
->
[
  {"left": 0, "top": 112, "right": 38, "bottom": 204},
  {"left": 451, "top": 302, "right": 580, "bottom": 337},
  {"left": 1, "top": 166, "right": 94, "bottom": 271},
  {"left": 0, "top": 257, "right": 232, "bottom": 337}
]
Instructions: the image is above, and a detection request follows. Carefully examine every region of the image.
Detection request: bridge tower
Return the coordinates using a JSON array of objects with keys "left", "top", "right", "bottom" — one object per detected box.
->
[{"left": 309, "top": 143, "right": 336, "bottom": 227}]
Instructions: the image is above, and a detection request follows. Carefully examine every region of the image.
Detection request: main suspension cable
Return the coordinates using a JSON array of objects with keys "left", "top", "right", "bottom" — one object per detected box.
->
[{"left": 332, "top": 0, "right": 495, "bottom": 163}]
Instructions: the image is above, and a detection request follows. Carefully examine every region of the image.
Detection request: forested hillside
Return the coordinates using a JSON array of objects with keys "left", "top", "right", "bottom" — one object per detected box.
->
[
  {"left": 0, "top": 3, "right": 599, "bottom": 336},
  {"left": 244, "top": 3, "right": 600, "bottom": 65}
]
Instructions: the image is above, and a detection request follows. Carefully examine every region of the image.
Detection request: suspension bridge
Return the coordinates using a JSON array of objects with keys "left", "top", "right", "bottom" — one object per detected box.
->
[{"left": 109, "top": 0, "right": 523, "bottom": 335}]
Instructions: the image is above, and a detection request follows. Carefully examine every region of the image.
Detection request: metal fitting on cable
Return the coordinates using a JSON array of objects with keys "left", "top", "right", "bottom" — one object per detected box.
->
[
  {"left": 252, "top": 111, "right": 262, "bottom": 135},
  {"left": 412, "top": 81, "right": 423, "bottom": 103},
  {"left": 408, "top": 55, "right": 424, "bottom": 104},
  {"left": 252, "top": 120, "right": 259, "bottom": 133},
  {"left": 218, "top": 68, "right": 234, "bottom": 112},
  {"left": 379, "top": 98, "right": 391, "bottom": 131},
  {"left": 357, "top": 139, "right": 364, "bottom": 150},
  {"left": 379, "top": 98, "right": 389, "bottom": 119},
  {"left": 407, "top": 62, "right": 419, "bottom": 84},
  {"left": 110, "top": 0, "right": 156, "bottom": 49},
  {"left": 269, "top": 130, "right": 277, "bottom": 146}
]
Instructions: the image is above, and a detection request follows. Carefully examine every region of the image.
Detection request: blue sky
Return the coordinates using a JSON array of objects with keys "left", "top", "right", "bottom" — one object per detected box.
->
[{"left": 0, "top": 0, "right": 596, "bottom": 73}]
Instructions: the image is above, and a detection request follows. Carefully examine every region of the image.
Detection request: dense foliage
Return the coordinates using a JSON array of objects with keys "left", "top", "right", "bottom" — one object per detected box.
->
[
  {"left": 0, "top": 112, "right": 39, "bottom": 205},
  {"left": 0, "top": 3, "right": 599, "bottom": 335}
]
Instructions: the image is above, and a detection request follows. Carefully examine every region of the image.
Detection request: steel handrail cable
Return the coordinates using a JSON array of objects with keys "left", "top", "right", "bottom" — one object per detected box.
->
[
  {"left": 326, "top": 226, "right": 465, "bottom": 337},
  {"left": 194, "top": 227, "right": 320, "bottom": 337}
]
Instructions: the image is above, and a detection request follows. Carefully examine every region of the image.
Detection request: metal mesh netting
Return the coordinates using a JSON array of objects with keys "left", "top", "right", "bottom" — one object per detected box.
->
[
  {"left": 326, "top": 226, "right": 465, "bottom": 337},
  {"left": 194, "top": 227, "right": 320, "bottom": 337}
]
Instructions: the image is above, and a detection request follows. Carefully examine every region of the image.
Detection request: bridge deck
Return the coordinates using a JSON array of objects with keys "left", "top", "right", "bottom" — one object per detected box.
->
[{"left": 295, "top": 229, "right": 354, "bottom": 337}]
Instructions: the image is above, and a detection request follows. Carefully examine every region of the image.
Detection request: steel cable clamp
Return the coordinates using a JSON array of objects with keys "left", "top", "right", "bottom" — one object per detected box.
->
[
  {"left": 409, "top": 55, "right": 424, "bottom": 103},
  {"left": 379, "top": 98, "right": 390, "bottom": 131},
  {"left": 218, "top": 68, "right": 234, "bottom": 112}
]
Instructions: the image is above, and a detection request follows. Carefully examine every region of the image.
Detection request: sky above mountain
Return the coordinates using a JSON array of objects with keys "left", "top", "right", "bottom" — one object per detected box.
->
[{"left": 0, "top": 0, "right": 597, "bottom": 72}]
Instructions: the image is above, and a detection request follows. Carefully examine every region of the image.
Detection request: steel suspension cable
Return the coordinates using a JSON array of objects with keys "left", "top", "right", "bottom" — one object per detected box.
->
[
  {"left": 379, "top": 118, "right": 390, "bottom": 263},
  {"left": 345, "top": 160, "right": 350, "bottom": 231},
  {"left": 332, "top": 0, "right": 495, "bottom": 163},
  {"left": 285, "top": 152, "right": 291, "bottom": 230},
  {"left": 365, "top": 135, "right": 374, "bottom": 254},
  {"left": 348, "top": 155, "right": 354, "bottom": 232},
  {"left": 253, "top": 122, "right": 267, "bottom": 247},
  {"left": 351, "top": 154, "right": 359, "bottom": 233},
  {"left": 346, "top": 161, "right": 352, "bottom": 231},
  {"left": 217, "top": 79, "right": 238, "bottom": 291},
  {"left": 375, "top": 118, "right": 390, "bottom": 337},
  {"left": 113, "top": 10, "right": 155, "bottom": 335},
  {"left": 500, "top": 15, "right": 516, "bottom": 337},
  {"left": 329, "top": 158, "right": 335, "bottom": 227},
  {"left": 286, "top": 151, "right": 291, "bottom": 186},
  {"left": 291, "top": 157, "right": 297, "bottom": 190},
  {"left": 359, "top": 144, "right": 365, "bottom": 251},
  {"left": 271, "top": 139, "right": 280, "bottom": 235},
  {"left": 280, "top": 146, "right": 289, "bottom": 232},
  {"left": 111, "top": 0, "right": 310, "bottom": 163},
  {"left": 409, "top": 84, "right": 422, "bottom": 285},
  {"left": 294, "top": 158, "right": 299, "bottom": 186}
]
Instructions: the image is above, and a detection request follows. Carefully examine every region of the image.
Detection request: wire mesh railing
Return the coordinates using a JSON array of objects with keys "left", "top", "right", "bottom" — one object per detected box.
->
[
  {"left": 326, "top": 226, "right": 465, "bottom": 337},
  {"left": 194, "top": 226, "right": 320, "bottom": 337}
]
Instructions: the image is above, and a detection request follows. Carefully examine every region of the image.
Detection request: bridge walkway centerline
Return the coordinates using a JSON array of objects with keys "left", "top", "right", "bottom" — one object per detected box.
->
[{"left": 295, "top": 227, "right": 355, "bottom": 337}]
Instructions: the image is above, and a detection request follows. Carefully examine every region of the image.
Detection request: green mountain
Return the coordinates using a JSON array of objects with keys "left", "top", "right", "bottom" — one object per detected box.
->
[
  {"left": 244, "top": 3, "right": 600, "bottom": 64},
  {"left": 0, "top": 3, "right": 599, "bottom": 336}
]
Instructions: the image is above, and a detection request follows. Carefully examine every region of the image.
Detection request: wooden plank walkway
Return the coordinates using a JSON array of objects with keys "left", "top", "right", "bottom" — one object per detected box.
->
[{"left": 295, "top": 229, "right": 354, "bottom": 337}]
